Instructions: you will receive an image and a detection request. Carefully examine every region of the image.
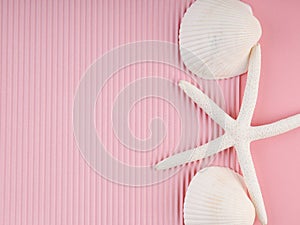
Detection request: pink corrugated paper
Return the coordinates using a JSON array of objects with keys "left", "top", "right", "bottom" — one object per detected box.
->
[{"left": 0, "top": 0, "right": 241, "bottom": 225}]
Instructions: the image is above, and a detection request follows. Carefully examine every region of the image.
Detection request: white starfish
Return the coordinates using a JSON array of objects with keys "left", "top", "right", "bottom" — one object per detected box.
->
[{"left": 156, "top": 44, "right": 300, "bottom": 225}]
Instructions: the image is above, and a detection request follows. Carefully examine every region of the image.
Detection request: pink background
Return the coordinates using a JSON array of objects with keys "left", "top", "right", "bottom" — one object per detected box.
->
[
  {"left": 0, "top": 0, "right": 300, "bottom": 225},
  {"left": 241, "top": 0, "right": 300, "bottom": 223}
]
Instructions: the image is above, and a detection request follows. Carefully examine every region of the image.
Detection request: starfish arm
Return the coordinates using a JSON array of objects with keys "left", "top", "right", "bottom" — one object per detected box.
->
[
  {"left": 252, "top": 113, "right": 300, "bottom": 140},
  {"left": 237, "top": 44, "right": 261, "bottom": 125},
  {"left": 155, "top": 134, "right": 233, "bottom": 170},
  {"left": 179, "top": 80, "right": 234, "bottom": 130},
  {"left": 235, "top": 142, "right": 268, "bottom": 225}
]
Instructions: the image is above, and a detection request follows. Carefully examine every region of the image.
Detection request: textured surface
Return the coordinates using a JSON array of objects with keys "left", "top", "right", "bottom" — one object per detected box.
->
[{"left": 0, "top": 0, "right": 240, "bottom": 225}]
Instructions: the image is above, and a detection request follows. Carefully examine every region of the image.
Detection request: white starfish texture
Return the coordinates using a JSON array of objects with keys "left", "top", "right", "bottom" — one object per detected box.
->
[{"left": 156, "top": 44, "right": 300, "bottom": 225}]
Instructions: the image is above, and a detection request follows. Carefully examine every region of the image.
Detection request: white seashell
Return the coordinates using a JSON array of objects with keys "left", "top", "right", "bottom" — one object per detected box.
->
[
  {"left": 184, "top": 167, "right": 256, "bottom": 225},
  {"left": 179, "top": 0, "right": 262, "bottom": 79}
]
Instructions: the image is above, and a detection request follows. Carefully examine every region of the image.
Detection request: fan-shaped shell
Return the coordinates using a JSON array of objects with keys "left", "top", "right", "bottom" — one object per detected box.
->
[
  {"left": 184, "top": 167, "right": 256, "bottom": 225},
  {"left": 179, "top": 0, "right": 262, "bottom": 79}
]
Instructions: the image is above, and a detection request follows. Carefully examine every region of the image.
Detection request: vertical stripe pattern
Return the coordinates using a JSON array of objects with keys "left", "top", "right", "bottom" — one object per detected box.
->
[{"left": 0, "top": 0, "right": 240, "bottom": 225}]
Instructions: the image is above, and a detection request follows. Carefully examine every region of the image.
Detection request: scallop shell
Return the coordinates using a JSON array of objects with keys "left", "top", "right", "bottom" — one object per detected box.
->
[
  {"left": 184, "top": 167, "right": 256, "bottom": 225},
  {"left": 179, "top": 0, "right": 262, "bottom": 79}
]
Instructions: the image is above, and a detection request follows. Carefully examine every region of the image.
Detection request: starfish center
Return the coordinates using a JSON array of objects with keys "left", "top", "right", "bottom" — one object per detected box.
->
[{"left": 227, "top": 122, "right": 251, "bottom": 143}]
